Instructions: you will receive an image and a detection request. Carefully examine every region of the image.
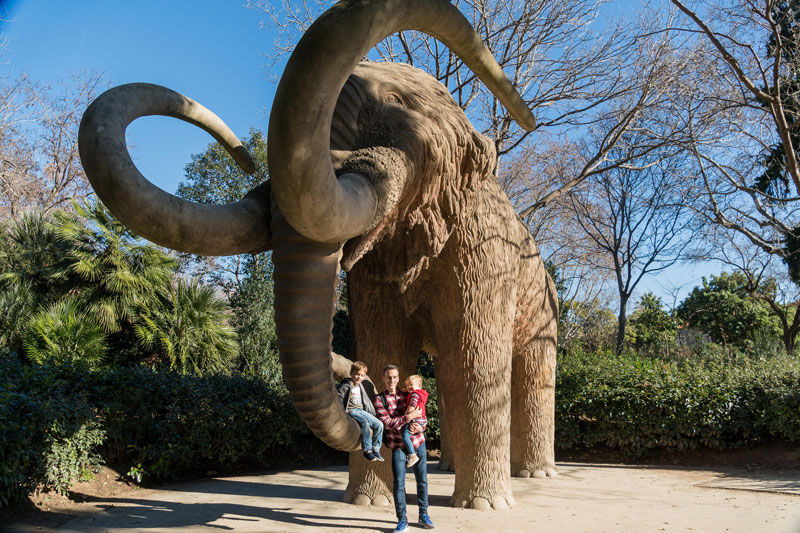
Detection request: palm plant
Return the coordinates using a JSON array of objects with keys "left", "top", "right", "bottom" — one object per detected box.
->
[
  {"left": 54, "top": 200, "right": 177, "bottom": 335},
  {"left": 136, "top": 279, "right": 238, "bottom": 375},
  {"left": 0, "top": 211, "right": 73, "bottom": 302},
  {"left": 22, "top": 295, "right": 107, "bottom": 367}
]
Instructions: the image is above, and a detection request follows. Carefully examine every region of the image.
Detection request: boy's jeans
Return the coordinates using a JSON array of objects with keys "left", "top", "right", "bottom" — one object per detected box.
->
[
  {"left": 347, "top": 408, "right": 383, "bottom": 452},
  {"left": 391, "top": 441, "right": 428, "bottom": 521}
]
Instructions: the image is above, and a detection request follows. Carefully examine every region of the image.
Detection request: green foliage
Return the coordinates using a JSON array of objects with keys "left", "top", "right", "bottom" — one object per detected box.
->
[
  {"left": 628, "top": 292, "right": 679, "bottom": 352},
  {"left": 175, "top": 129, "right": 270, "bottom": 289},
  {"left": 55, "top": 201, "right": 177, "bottom": 337},
  {"left": 676, "top": 272, "right": 782, "bottom": 347},
  {"left": 0, "top": 211, "right": 73, "bottom": 302},
  {"left": 136, "top": 279, "right": 239, "bottom": 375},
  {"left": 228, "top": 254, "right": 281, "bottom": 381},
  {"left": 177, "top": 128, "right": 269, "bottom": 206},
  {"left": 0, "top": 359, "right": 308, "bottom": 503},
  {"left": 0, "top": 359, "right": 105, "bottom": 505},
  {"left": 82, "top": 366, "right": 307, "bottom": 481},
  {"left": 556, "top": 348, "right": 800, "bottom": 455},
  {"left": 22, "top": 296, "right": 108, "bottom": 367},
  {"left": 421, "top": 376, "right": 440, "bottom": 442}
]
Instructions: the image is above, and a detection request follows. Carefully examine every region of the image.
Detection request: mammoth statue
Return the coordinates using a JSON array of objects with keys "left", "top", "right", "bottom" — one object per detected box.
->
[{"left": 78, "top": 0, "right": 557, "bottom": 510}]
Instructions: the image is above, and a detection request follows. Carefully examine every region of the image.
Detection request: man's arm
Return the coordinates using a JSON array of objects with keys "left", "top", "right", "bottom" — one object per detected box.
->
[{"left": 374, "top": 394, "right": 409, "bottom": 430}]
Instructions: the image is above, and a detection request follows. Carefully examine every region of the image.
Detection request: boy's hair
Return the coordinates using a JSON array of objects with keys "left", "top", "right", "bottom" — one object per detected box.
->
[
  {"left": 383, "top": 364, "right": 399, "bottom": 375},
  {"left": 405, "top": 374, "right": 423, "bottom": 388},
  {"left": 350, "top": 361, "right": 368, "bottom": 374}
]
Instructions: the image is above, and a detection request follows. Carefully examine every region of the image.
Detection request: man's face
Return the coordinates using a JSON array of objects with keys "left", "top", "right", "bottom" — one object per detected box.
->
[
  {"left": 351, "top": 369, "right": 366, "bottom": 385},
  {"left": 383, "top": 368, "right": 400, "bottom": 392}
]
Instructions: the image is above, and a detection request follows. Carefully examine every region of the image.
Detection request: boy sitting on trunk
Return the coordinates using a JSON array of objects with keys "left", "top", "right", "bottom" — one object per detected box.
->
[{"left": 336, "top": 361, "right": 385, "bottom": 461}]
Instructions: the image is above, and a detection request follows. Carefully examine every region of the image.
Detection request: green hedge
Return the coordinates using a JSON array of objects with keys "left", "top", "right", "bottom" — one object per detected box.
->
[
  {"left": 0, "top": 359, "right": 307, "bottom": 505},
  {"left": 4, "top": 349, "right": 799, "bottom": 506},
  {"left": 556, "top": 349, "right": 800, "bottom": 454},
  {"left": 0, "top": 358, "right": 104, "bottom": 505}
]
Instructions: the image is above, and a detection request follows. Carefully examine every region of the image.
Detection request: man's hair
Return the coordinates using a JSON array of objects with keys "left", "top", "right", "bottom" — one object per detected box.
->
[
  {"left": 383, "top": 364, "right": 399, "bottom": 375},
  {"left": 350, "top": 361, "right": 368, "bottom": 374},
  {"left": 405, "top": 374, "right": 423, "bottom": 388}
]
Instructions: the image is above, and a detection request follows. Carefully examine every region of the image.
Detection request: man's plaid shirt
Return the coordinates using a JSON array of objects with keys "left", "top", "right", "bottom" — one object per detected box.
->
[{"left": 374, "top": 390, "right": 427, "bottom": 450}]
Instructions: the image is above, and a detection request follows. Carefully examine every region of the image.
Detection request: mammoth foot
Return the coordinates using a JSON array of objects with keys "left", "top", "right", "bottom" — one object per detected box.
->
[
  {"left": 343, "top": 486, "right": 392, "bottom": 507},
  {"left": 512, "top": 463, "right": 558, "bottom": 479},
  {"left": 449, "top": 490, "right": 515, "bottom": 510}
]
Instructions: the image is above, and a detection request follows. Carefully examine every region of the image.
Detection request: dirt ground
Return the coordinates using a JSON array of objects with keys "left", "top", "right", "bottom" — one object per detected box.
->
[{"left": 4, "top": 443, "right": 799, "bottom": 532}]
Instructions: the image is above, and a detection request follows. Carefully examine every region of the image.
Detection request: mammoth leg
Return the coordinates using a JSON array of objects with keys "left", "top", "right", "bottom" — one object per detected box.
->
[
  {"left": 432, "top": 240, "right": 516, "bottom": 510},
  {"left": 511, "top": 254, "right": 559, "bottom": 478},
  {"left": 342, "top": 267, "right": 420, "bottom": 506}
]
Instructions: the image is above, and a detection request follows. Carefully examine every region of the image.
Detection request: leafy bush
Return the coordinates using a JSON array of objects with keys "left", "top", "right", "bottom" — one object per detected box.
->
[
  {"left": 555, "top": 348, "right": 800, "bottom": 455},
  {"left": 0, "top": 359, "right": 104, "bottom": 505},
  {"left": 676, "top": 272, "right": 781, "bottom": 347},
  {"left": 628, "top": 292, "right": 678, "bottom": 352},
  {"left": 0, "top": 359, "right": 308, "bottom": 505}
]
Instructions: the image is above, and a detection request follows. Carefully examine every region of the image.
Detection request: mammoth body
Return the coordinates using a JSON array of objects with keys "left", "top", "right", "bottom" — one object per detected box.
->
[
  {"left": 78, "top": 0, "right": 555, "bottom": 511},
  {"left": 334, "top": 63, "right": 558, "bottom": 509}
]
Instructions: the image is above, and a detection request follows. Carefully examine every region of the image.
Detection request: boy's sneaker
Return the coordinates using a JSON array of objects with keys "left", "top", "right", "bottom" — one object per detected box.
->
[
  {"left": 393, "top": 518, "right": 409, "bottom": 532},
  {"left": 406, "top": 453, "right": 419, "bottom": 468},
  {"left": 372, "top": 449, "right": 385, "bottom": 461},
  {"left": 363, "top": 450, "right": 377, "bottom": 462},
  {"left": 419, "top": 514, "right": 435, "bottom": 529}
]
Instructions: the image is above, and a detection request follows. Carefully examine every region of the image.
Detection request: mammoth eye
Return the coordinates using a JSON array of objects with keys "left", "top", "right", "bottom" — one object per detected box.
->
[{"left": 384, "top": 92, "right": 403, "bottom": 106}]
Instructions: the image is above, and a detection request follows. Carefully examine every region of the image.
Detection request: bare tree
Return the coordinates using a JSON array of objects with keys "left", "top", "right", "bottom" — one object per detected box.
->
[
  {"left": 0, "top": 73, "right": 41, "bottom": 220},
  {"left": 668, "top": 0, "right": 800, "bottom": 278},
  {"left": 0, "top": 70, "right": 105, "bottom": 221},
  {"left": 568, "top": 140, "right": 695, "bottom": 353},
  {"left": 253, "top": 0, "right": 689, "bottom": 180}
]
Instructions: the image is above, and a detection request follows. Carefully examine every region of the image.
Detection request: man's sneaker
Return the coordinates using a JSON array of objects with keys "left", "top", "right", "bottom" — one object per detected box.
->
[
  {"left": 406, "top": 453, "right": 419, "bottom": 468},
  {"left": 419, "top": 514, "right": 435, "bottom": 529},
  {"left": 363, "top": 450, "right": 377, "bottom": 462},
  {"left": 393, "top": 518, "right": 409, "bottom": 533},
  {"left": 373, "top": 449, "right": 385, "bottom": 461}
]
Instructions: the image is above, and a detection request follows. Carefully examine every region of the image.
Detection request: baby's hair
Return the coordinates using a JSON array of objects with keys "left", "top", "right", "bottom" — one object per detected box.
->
[
  {"left": 405, "top": 374, "right": 423, "bottom": 388},
  {"left": 350, "top": 361, "right": 368, "bottom": 374}
]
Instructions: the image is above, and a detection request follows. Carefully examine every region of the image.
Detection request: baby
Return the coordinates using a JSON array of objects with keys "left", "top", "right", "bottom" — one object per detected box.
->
[{"left": 402, "top": 374, "right": 428, "bottom": 467}]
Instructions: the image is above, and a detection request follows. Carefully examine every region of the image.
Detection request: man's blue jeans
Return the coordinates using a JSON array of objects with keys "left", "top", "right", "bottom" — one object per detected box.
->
[
  {"left": 391, "top": 441, "right": 428, "bottom": 521},
  {"left": 347, "top": 408, "right": 383, "bottom": 452}
]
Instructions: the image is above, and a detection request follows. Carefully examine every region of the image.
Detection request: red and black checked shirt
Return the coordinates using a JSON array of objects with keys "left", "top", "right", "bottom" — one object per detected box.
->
[{"left": 374, "top": 390, "right": 427, "bottom": 450}]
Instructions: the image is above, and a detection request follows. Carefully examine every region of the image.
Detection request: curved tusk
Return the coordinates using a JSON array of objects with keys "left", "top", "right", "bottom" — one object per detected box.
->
[
  {"left": 79, "top": 83, "right": 271, "bottom": 256},
  {"left": 269, "top": 0, "right": 536, "bottom": 244}
]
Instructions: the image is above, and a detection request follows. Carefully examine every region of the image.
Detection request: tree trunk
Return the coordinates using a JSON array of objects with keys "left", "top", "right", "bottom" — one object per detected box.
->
[{"left": 616, "top": 296, "right": 628, "bottom": 354}]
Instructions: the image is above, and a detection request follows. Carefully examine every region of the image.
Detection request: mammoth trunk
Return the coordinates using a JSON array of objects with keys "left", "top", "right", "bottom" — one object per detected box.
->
[{"left": 270, "top": 196, "right": 362, "bottom": 451}]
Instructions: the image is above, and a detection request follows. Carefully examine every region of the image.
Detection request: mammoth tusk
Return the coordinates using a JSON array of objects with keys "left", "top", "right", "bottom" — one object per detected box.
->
[
  {"left": 79, "top": 83, "right": 272, "bottom": 256},
  {"left": 269, "top": 0, "right": 536, "bottom": 244}
]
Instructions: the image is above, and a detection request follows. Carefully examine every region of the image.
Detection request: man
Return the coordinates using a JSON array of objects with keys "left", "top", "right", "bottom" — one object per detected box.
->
[{"left": 374, "top": 365, "right": 435, "bottom": 532}]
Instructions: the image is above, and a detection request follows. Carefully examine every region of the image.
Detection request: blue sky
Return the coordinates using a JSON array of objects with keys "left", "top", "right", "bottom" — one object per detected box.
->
[
  {"left": 0, "top": 0, "right": 275, "bottom": 194},
  {"left": 0, "top": 0, "right": 719, "bottom": 305}
]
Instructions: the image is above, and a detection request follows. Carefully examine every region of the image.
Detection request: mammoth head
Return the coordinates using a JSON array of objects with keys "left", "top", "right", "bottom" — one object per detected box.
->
[
  {"left": 333, "top": 63, "right": 498, "bottom": 288},
  {"left": 78, "top": 0, "right": 534, "bottom": 452}
]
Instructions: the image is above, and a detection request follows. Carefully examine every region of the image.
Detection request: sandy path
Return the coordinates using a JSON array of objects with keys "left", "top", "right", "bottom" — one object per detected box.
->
[{"left": 7, "top": 461, "right": 800, "bottom": 532}]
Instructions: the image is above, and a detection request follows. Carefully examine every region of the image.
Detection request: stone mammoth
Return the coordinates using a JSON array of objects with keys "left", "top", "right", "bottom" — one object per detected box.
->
[{"left": 78, "top": 0, "right": 558, "bottom": 510}]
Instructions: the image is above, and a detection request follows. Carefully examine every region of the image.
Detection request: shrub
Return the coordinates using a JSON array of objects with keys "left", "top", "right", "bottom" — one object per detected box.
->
[
  {"left": 0, "top": 359, "right": 104, "bottom": 505},
  {"left": 84, "top": 366, "right": 307, "bottom": 481},
  {"left": 0, "top": 359, "right": 309, "bottom": 504},
  {"left": 555, "top": 348, "right": 800, "bottom": 455}
]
